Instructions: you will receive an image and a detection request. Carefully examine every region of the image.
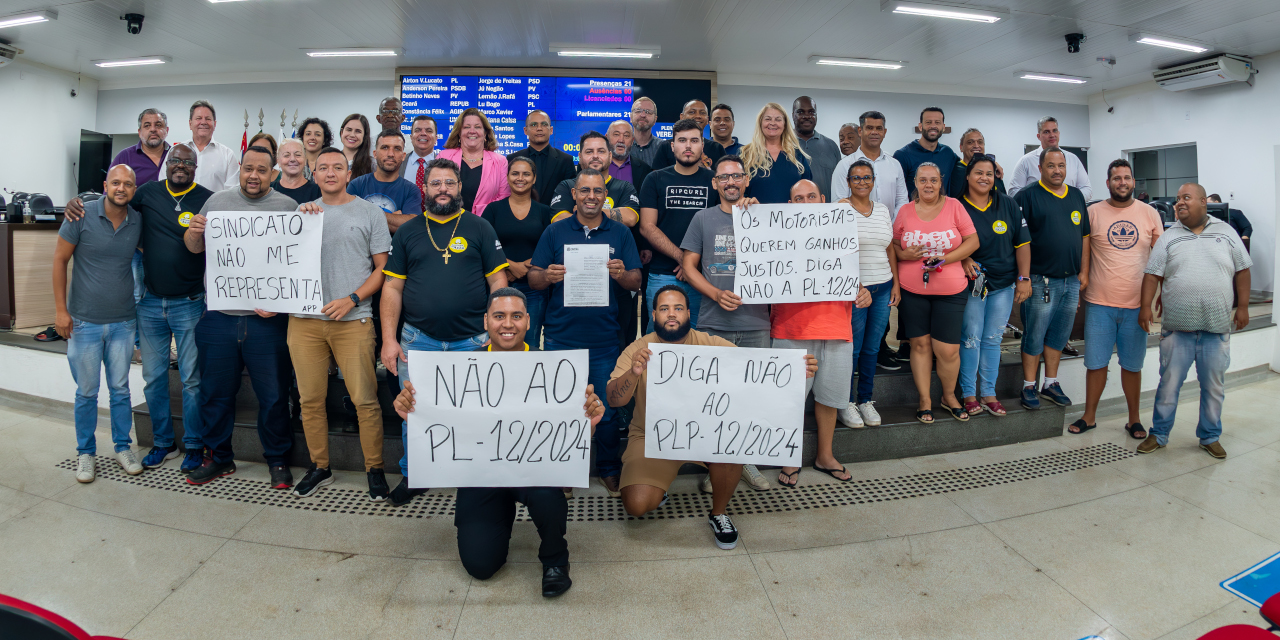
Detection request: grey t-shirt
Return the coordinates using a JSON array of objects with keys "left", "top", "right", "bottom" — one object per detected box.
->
[
  {"left": 295, "top": 196, "right": 392, "bottom": 321},
  {"left": 198, "top": 187, "right": 300, "bottom": 316},
  {"left": 679, "top": 205, "right": 770, "bottom": 332},
  {"left": 58, "top": 198, "right": 142, "bottom": 325},
  {"left": 1144, "top": 216, "right": 1252, "bottom": 334}
]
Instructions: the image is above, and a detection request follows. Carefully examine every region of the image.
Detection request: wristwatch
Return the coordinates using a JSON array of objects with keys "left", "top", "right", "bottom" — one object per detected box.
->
[
  {"left": 349, "top": 293, "right": 360, "bottom": 304},
  {"left": 1016, "top": 276, "right": 1031, "bottom": 282}
]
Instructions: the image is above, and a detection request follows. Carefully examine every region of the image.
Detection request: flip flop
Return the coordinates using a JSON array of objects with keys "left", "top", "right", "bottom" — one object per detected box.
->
[
  {"left": 34, "top": 326, "right": 63, "bottom": 342},
  {"left": 1068, "top": 419, "right": 1096, "bottom": 434},
  {"left": 1125, "top": 422, "right": 1147, "bottom": 440},
  {"left": 811, "top": 464, "right": 852, "bottom": 483},
  {"left": 916, "top": 409, "right": 934, "bottom": 424},
  {"left": 777, "top": 469, "right": 800, "bottom": 488}
]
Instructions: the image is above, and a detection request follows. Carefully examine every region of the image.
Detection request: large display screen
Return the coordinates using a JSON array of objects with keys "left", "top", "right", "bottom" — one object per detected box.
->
[{"left": 399, "top": 74, "right": 712, "bottom": 156}]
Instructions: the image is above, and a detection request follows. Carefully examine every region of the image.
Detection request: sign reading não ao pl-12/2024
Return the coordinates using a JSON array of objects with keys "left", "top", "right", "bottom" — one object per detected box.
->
[
  {"left": 733, "top": 203, "right": 861, "bottom": 304},
  {"left": 203, "top": 210, "right": 325, "bottom": 314}
]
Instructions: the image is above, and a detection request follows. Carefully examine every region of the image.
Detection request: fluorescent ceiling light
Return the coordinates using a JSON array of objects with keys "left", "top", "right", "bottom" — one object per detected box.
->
[
  {"left": 0, "top": 9, "right": 57, "bottom": 29},
  {"left": 808, "top": 55, "right": 904, "bottom": 70},
  {"left": 305, "top": 48, "right": 401, "bottom": 57},
  {"left": 888, "top": 1, "right": 1004, "bottom": 23},
  {"left": 1019, "top": 72, "right": 1088, "bottom": 84},
  {"left": 1134, "top": 34, "right": 1209, "bottom": 54},
  {"left": 93, "top": 56, "right": 172, "bottom": 68},
  {"left": 552, "top": 46, "right": 657, "bottom": 59},
  {"left": 208, "top": 0, "right": 251, "bottom": 3}
]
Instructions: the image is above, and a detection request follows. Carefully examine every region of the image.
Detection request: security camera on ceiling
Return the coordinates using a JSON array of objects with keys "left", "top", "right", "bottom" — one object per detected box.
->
[
  {"left": 121, "top": 13, "right": 144, "bottom": 35},
  {"left": 1065, "top": 33, "right": 1086, "bottom": 53},
  {"left": 0, "top": 42, "right": 22, "bottom": 68}
]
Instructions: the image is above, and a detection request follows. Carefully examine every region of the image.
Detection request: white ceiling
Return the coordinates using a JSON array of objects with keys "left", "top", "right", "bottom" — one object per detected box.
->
[{"left": 5, "top": 0, "right": 1280, "bottom": 99}]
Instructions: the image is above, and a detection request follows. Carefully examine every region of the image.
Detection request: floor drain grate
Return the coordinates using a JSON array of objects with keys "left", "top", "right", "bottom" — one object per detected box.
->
[{"left": 58, "top": 443, "right": 1135, "bottom": 522}]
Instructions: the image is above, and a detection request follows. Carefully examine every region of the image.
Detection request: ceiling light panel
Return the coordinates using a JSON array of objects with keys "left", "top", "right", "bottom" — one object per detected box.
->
[
  {"left": 886, "top": 1, "right": 1006, "bottom": 23},
  {"left": 1133, "top": 34, "right": 1210, "bottom": 54},
  {"left": 1018, "top": 72, "right": 1089, "bottom": 84},
  {"left": 808, "top": 55, "right": 905, "bottom": 70},
  {"left": 0, "top": 9, "right": 57, "bottom": 29},
  {"left": 93, "top": 56, "right": 172, "bottom": 68}
]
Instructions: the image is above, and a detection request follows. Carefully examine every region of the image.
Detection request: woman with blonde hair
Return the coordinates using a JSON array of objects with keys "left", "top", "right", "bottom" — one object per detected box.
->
[
  {"left": 439, "top": 108, "right": 510, "bottom": 216},
  {"left": 739, "top": 102, "right": 813, "bottom": 203}
]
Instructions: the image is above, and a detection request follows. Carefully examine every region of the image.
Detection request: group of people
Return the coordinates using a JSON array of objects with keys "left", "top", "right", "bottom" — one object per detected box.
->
[{"left": 52, "top": 92, "right": 1252, "bottom": 597}]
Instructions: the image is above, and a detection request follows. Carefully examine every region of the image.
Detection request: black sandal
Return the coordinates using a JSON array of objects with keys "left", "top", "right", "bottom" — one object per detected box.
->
[
  {"left": 811, "top": 464, "right": 852, "bottom": 483},
  {"left": 1068, "top": 419, "right": 1097, "bottom": 434},
  {"left": 34, "top": 326, "right": 63, "bottom": 342},
  {"left": 777, "top": 469, "right": 800, "bottom": 487},
  {"left": 916, "top": 410, "right": 934, "bottom": 424},
  {"left": 945, "top": 405, "right": 969, "bottom": 422},
  {"left": 1125, "top": 422, "right": 1147, "bottom": 440}
]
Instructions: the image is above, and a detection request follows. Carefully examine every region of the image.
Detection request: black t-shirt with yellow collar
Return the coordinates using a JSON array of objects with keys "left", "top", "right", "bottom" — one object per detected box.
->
[
  {"left": 383, "top": 209, "right": 509, "bottom": 342},
  {"left": 130, "top": 180, "right": 214, "bottom": 297},
  {"left": 1014, "top": 180, "right": 1091, "bottom": 278}
]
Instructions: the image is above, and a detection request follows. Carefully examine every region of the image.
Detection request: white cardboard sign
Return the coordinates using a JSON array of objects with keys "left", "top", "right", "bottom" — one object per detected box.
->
[
  {"left": 204, "top": 210, "right": 325, "bottom": 314},
  {"left": 643, "top": 344, "right": 806, "bottom": 466},
  {"left": 405, "top": 349, "right": 592, "bottom": 488},
  {"left": 733, "top": 202, "right": 860, "bottom": 303}
]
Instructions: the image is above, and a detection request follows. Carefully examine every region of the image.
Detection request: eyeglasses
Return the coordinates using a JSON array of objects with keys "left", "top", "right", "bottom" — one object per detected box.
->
[
  {"left": 166, "top": 158, "right": 196, "bottom": 167},
  {"left": 379, "top": 108, "right": 402, "bottom": 114},
  {"left": 575, "top": 187, "right": 606, "bottom": 196},
  {"left": 632, "top": 108, "right": 655, "bottom": 116},
  {"left": 848, "top": 175, "right": 874, "bottom": 183},
  {"left": 427, "top": 179, "right": 459, "bottom": 188},
  {"left": 715, "top": 173, "right": 746, "bottom": 183}
]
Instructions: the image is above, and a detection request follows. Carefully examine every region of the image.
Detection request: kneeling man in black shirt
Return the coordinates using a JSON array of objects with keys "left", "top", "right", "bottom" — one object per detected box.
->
[{"left": 392, "top": 287, "right": 604, "bottom": 598}]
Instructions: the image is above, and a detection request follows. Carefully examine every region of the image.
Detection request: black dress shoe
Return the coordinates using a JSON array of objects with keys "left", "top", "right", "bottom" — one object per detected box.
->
[
  {"left": 542, "top": 565, "right": 572, "bottom": 598},
  {"left": 388, "top": 476, "right": 428, "bottom": 507}
]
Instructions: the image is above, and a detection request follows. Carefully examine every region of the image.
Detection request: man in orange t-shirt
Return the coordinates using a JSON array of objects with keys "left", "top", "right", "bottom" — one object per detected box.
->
[
  {"left": 770, "top": 180, "right": 872, "bottom": 487},
  {"left": 1073, "top": 159, "right": 1163, "bottom": 437}
]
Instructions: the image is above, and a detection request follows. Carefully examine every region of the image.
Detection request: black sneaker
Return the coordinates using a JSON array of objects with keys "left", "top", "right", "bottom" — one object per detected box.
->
[
  {"left": 388, "top": 476, "right": 428, "bottom": 506},
  {"left": 293, "top": 466, "right": 333, "bottom": 497},
  {"left": 186, "top": 459, "right": 235, "bottom": 485},
  {"left": 269, "top": 465, "right": 293, "bottom": 490},
  {"left": 708, "top": 513, "right": 739, "bottom": 550},
  {"left": 367, "top": 468, "right": 390, "bottom": 502},
  {"left": 876, "top": 350, "right": 902, "bottom": 371}
]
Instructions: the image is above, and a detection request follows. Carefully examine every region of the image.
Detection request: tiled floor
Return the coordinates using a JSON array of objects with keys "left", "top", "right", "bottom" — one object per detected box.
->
[{"left": 3, "top": 375, "right": 1279, "bottom": 640}]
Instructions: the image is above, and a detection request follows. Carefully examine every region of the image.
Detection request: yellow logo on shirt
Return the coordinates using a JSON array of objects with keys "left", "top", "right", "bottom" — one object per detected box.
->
[
  {"left": 178, "top": 212, "right": 194, "bottom": 228},
  {"left": 992, "top": 220, "right": 1008, "bottom": 234},
  {"left": 449, "top": 237, "right": 468, "bottom": 253},
  {"left": 605, "top": 196, "right": 615, "bottom": 209},
  {"left": 1071, "top": 210, "right": 1081, "bottom": 225}
]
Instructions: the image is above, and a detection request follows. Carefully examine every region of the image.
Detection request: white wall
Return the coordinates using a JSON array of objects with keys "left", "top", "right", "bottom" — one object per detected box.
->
[
  {"left": 0, "top": 61, "right": 99, "bottom": 204},
  {"left": 96, "top": 79, "right": 395, "bottom": 155},
  {"left": 1087, "top": 50, "right": 1280, "bottom": 293},
  {"left": 718, "top": 84, "right": 1090, "bottom": 173}
]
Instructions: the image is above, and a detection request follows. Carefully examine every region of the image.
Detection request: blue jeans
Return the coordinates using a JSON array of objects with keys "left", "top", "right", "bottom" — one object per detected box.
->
[
  {"left": 196, "top": 311, "right": 293, "bottom": 465},
  {"left": 1020, "top": 275, "right": 1079, "bottom": 356},
  {"left": 645, "top": 273, "right": 700, "bottom": 328},
  {"left": 137, "top": 292, "right": 205, "bottom": 450},
  {"left": 131, "top": 251, "right": 144, "bottom": 350},
  {"left": 1150, "top": 330, "right": 1230, "bottom": 446},
  {"left": 396, "top": 323, "right": 488, "bottom": 476},
  {"left": 512, "top": 280, "right": 546, "bottom": 350},
  {"left": 960, "top": 283, "right": 1015, "bottom": 398},
  {"left": 67, "top": 319, "right": 135, "bottom": 455},
  {"left": 544, "top": 337, "right": 622, "bottom": 477},
  {"left": 849, "top": 281, "right": 893, "bottom": 404}
]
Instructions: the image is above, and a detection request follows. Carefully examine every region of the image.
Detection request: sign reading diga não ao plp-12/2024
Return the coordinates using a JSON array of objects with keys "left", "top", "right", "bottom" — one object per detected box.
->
[
  {"left": 644, "top": 344, "right": 807, "bottom": 467},
  {"left": 203, "top": 210, "right": 325, "bottom": 314},
  {"left": 733, "top": 203, "right": 861, "bottom": 304},
  {"left": 405, "top": 349, "right": 593, "bottom": 488}
]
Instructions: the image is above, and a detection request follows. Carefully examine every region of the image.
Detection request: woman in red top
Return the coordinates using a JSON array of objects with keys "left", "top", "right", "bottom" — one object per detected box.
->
[{"left": 893, "top": 162, "right": 979, "bottom": 423}]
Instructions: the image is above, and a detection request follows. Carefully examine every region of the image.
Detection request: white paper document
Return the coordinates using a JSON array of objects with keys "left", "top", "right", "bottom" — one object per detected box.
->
[
  {"left": 563, "top": 243, "right": 610, "bottom": 307},
  {"left": 733, "top": 203, "right": 861, "bottom": 303},
  {"left": 204, "top": 210, "right": 325, "bottom": 314}
]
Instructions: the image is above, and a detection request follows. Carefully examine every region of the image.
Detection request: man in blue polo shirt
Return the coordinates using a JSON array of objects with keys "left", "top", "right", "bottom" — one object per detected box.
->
[
  {"left": 529, "top": 168, "right": 642, "bottom": 497},
  {"left": 893, "top": 106, "right": 960, "bottom": 199}
]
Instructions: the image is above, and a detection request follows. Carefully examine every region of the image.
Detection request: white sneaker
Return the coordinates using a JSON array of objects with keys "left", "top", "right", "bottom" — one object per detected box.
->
[
  {"left": 837, "top": 405, "right": 865, "bottom": 428},
  {"left": 741, "top": 464, "right": 770, "bottom": 491},
  {"left": 699, "top": 474, "right": 713, "bottom": 494},
  {"left": 76, "top": 454, "right": 95, "bottom": 483},
  {"left": 856, "top": 401, "right": 882, "bottom": 426},
  {"left": 116, "top": 449, "right": 143, "bottom": 475}
]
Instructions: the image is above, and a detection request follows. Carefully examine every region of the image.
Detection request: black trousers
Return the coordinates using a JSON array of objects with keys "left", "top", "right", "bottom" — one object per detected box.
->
[{"left": 454, "top": 487, "right": 569, "bottom": 580}]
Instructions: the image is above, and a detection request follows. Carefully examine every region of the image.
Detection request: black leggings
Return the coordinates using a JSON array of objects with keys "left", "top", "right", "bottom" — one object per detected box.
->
[
  {"left": 898, "top": 288, "right": 969, "bottom": 345},
  {"left": 455, "top": 487, "right": 569, "bottom": 579}
]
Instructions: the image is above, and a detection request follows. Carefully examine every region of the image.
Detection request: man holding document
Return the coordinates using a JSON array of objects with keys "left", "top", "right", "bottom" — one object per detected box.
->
[
  {"left": 530, "top": 167, "right": 642, "bottom": 497},
  {"left": 392, "top": 287, "right": 605, "bottom": 597}
]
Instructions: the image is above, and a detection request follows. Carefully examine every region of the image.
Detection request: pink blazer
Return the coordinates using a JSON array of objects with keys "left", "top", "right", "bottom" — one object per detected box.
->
[{"left": 438, "top": 148, "right": 510, "bottom": 217}]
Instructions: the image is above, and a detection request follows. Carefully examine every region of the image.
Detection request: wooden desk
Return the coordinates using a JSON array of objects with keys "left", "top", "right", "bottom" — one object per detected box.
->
[{"left": 0, "top": 222, "right": 63, "bottom": 330}]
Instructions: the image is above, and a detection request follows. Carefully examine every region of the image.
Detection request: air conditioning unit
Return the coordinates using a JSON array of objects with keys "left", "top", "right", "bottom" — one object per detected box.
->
[
  {"left": 0, "top": 42, "right": 22, "bottom": 69},
  {"left": 1154, "top": 54, "right": 1256, "bottom": 92}
]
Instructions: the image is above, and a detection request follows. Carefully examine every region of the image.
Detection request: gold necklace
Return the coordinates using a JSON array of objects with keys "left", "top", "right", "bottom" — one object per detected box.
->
[{"left": 425, "top": 214, "right": 464, "bottom": 264}]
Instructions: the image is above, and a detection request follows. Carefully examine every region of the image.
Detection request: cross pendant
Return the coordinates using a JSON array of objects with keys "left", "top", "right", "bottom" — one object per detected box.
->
[{"left": 442, "top": 251, "right": 450, "bottom": 264}]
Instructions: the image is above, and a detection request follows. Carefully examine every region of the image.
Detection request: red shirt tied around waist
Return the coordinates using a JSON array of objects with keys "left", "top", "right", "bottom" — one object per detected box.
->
[{"left": 893, "top": 196, "right": 976, "bottom": 295}]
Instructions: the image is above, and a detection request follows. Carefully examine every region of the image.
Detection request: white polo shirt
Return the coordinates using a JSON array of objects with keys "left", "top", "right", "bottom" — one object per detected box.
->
[
  {"left": 1008, "top": 147, "right": 1092, "bottom": 200},
  {"left": 162, "top": 138, "right": 241, "bottom": 190},
  {"left": 830, "top": 147, "right": 909, "bottom": 218}
]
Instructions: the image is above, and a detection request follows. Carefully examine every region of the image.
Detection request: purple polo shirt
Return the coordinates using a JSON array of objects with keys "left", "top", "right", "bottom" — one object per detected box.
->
[
  {"left": 608, "top": 156, "right": 633, "bottom": 185},
  {"left": 111, "top": 142, "right": 171, "bottom": 185}
]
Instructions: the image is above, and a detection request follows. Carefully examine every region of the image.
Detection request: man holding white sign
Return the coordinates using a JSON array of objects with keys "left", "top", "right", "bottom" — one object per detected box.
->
[
  {"left": 530, "top": 168, "right": 641, "bottom": 497},
  {"left": 393, "top": 288, "right": 604, "bottom": 597},
  {"left": 182, "top": 145, "right": 306, "bottom": 488},
  {"left": 608, "top": 285, "right": 819, "bottom": 550}
]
